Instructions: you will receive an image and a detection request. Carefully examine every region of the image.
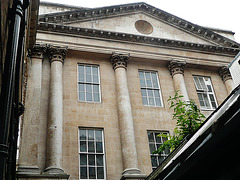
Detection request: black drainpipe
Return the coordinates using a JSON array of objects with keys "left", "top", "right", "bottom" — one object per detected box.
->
[{"left": 0, "top": 0, "right": 29, "bottom": 179}]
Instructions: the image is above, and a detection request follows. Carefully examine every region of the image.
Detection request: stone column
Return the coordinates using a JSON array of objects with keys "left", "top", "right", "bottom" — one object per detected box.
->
[
  {"left": 111, "top": 53, "right": 146, "bottom": 180},
  {"left": 44, "top": 46, "right": 67, "bottom": 174},
  {"left": 218, "top": 66, "right": 234, "bottom": 94},
  {"left": 18, "top": 44, "right": 46, "bottom": 174},
  {"left": 168, "top": 60, "right": 189, "bottom": 101}
]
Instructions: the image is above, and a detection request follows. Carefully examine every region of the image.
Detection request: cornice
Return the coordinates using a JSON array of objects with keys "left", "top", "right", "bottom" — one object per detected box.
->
[
  {"left": 38, "top": 2, "right": 240, "bottom": 49},
  {"left": 38, "top": 22, "right": 239, "bottom": 55}
]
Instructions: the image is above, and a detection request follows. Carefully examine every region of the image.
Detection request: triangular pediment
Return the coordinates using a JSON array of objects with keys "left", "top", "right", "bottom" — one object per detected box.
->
[
  {"left": 38, "top": 2, "right": 240, "bottom": 49},
  {"left": 66, "top": 12, "right": 216, "bottom": 46}
]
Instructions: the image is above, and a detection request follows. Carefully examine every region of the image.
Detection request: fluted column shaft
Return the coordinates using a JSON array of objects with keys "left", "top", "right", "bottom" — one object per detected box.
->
[
  {"left": 168, "top": 60, "right": 189, "bottom": 101},
  {"left": 111, "top": 53, "right": 141, "bottom": 176},
  {"left": 218, "top": 66, "right": 234, "bottom": 95},
  {"left": 45, "top": 46, "right": 67, "bottom": 173}
]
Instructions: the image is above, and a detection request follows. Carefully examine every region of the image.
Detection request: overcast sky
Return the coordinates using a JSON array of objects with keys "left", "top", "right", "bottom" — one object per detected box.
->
[{"left": 40, "top": 0, "right": 240, "bottom": 43}]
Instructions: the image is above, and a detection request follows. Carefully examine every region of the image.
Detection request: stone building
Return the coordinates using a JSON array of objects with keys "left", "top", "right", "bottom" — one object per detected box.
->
[{"left": 17, "top": 2, "right": 240, "bottom": 180}]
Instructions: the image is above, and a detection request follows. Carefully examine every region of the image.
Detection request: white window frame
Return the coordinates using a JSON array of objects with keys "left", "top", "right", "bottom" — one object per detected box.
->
[
  {"left": 77, "top": 64, "right": 101, "bottom": 103},
  {"left": 147, "top": 131, "right": 170, "bottom": 170},
  {"left": 193, "top": 76, "right": 217, "bottom": 110},
  {"left": 78, "top": 128, "right": 106, "bottom": 180},
  {"left": 138, "top": 70, "right": 163, "bottom": 107}
]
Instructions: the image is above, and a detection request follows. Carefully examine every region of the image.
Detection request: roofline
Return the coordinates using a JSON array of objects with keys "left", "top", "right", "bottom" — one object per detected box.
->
[
  {"left": 204, "top": 26, "right": 235, "bottom": 35},
  {"left": 38, "top": 2, "right": 240, "bottom": 49}
]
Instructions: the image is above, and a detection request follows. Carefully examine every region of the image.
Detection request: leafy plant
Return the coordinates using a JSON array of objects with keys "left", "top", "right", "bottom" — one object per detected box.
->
[{"left": 153, "top": 90, "right": 205, "bottom": 154}]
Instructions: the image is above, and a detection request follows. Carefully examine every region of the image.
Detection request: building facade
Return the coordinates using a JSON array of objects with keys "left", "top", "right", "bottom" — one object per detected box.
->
[{"left": 17, "top": 2, "right": 240, "bottom": 180}]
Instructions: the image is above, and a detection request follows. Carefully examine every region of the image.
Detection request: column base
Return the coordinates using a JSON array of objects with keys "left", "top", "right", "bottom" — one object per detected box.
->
[
  {"left": 17, "top": 166, "right": 41, "bottom": 174},
  {"left": 44, "top": 166, "right": 64, "bottom": 174},
  {"left": 121, "top": 168, "right": 147, "bottom": 180}
]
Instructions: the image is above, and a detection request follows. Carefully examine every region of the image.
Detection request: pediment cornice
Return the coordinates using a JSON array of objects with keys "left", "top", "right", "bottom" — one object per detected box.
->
[
  {"left": 38, "top": 2, "right": 240, "bottom": 49},
  {"left": 38, "top": 22, "right": 239, "bottom": 55}
]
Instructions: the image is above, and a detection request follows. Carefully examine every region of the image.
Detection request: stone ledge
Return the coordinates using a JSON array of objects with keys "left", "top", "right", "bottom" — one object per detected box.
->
[
  {"left": 121, "top": 174, "right": 148, "bottom": 180},
  {"left": 16, "top": 172, "right": 69, "bottom": 179}
]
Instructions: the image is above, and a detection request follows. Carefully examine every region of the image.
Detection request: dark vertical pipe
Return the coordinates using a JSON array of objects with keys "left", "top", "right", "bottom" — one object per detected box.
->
[
  {"left": 0, "top": 0, "right": 28, "bottom": 179},
  {"left": 6, "top": 5, "right": 27, "bottom": 179}
]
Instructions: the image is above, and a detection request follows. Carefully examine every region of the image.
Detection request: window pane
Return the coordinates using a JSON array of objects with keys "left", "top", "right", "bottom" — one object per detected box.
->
[
  {"left": 86, "top": 73, "right": 92, "bottom": 83},
  {"left": 97, "top": 167, "right": 104, "bottom": 179},
  {"left": 149, "top": 144, "right": 156, "bottom": 153},
  {"left": 207, "top": 85, "right": 212, "bottom": 92},
  {"left": 155, "top": 133, "right": 161, "bottom": 143},
  {"left": 209, "top": 94, "right": 215, "bottom": 101},
  {"left": 96, "top": 155, "right": 103, "bottom": 166},
  {"left": 88, "top": 141, "right": 95, "bottom": 152},
  {"left": 79, "top": 73, "right": 85, "bottom": 82},
  {"left": 139, "top": 71, "right": 144, "bottom": 79},
  {"left": 145, "top": 72, "right": 151, "bottom": 80},
  {"left": 147, "top": 89, "right": 153, "bottom": 97},
  {"left": 199, "top": 77, "right": 207, "bottom": 90},
  {"left": 194, "top": 76, "right": 201, "bottom": 90},
  {"left": 154, "top": 90, "right": 160, "bottom": 98},
  {"left": 211, "top": 102, "right": 217, "bottom": 109},
  {"left": 140, "top": 79, "right": 146, "bottom": 87},
  {"left": 95, "top": 130, "right": 102, "bottom": 141},
  {"left": 79, "top": 92, "right": 85, "bottom": 101},
  {"left": 142, "top": 97, "right": 148, "bottom": 105},
  {"left": 86, "top": 66, "right": 91, "bottom": 74},
  {"left": 80, "top": 141, "right": 87, "bottom": 152},
  {"left": 80, "top": 154, "right": 87, "bottom": 165},
  {"left": 93, "top": 85, "right": 99, "bottom": 93},
  {"left": 158, "top": 156, "right": 165, "bottom": 164},
  {"left": 155, "top": 98, "right": 161, "bottom": 107},
  {"left": 88, "top": 154, "right": 95, "bottom": 166},
  {"left": 146, "top": 79, "right": 152, "bottom": 88},
  {"left": 80, "top": 167, "right": 87, "bottom": 179},
  {"left": 93, "top": 93, "right": 100, "bottom": 102},
  {"left": 141, "top": 89, "right": 147, "bottom": 96},
  {"left": 149, "top": 98, "right": 154, "bottom": 106},
  {"left": 86, "top": 92, "right": 92, "bottom": 101},
  {"left": 79, "top": 83, "right": 85, "bottom": 92},
  {"left": 86, "top": 84, "right": 92, "bottom": 92},
  {"left": 96, "top": 142, "right": 103, "bottom": 153},
  {"left": 88, "top": 130, "right": 94, "bottom": 140},
  {"left": 78, "top": 65, "right": 84, "bottom": 73},
  {"left": 151, "top": 156, "right": 158, "bottom": 167},
  {"left": 79, "top": 129, "right": 86, "bottom": 140},
  {"left": 92, "top": 67, "right": 98, "bottom": 75},
  {"left": 89, "top": 167, "right": 96, "bottom": 179},
  {"left": 93, "top": 75, "right": 99, "bottom": 83},
  {"left": 148, "top": 132, "right": 154, "bottom": 142},
  {"left": 203, "top": 94, "right": 210, "bottom": 108},
  {"left": 151, "top": 73, "right": 158, "bottom": 88}
]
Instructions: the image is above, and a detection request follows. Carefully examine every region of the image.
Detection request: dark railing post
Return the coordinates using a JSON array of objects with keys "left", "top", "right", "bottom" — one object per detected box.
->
[{"left": 0, "top": 0, "right": 29, "bottom": 179}]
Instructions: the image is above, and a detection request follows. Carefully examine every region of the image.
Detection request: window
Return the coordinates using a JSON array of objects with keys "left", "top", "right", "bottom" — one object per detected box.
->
[
  {"left": 193, "top": 76, "right": 217, "bottom": 110},
  {"left": 147, "top": 131, "right": 170, "bottom": 170},
  {"left": 78, "top": 64, "right": 101, "bottom": 102},
  {"left": 139, "top": 70, "right": 163, "bottom": 107},
  {"left": 79, "top": 128, "right": 106, "bottom": 179}
]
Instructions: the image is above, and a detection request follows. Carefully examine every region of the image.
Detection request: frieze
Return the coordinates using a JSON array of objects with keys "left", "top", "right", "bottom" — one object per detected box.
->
[
  {"left": 38, "top": 22, "right": 239, "bottom": 55},
  {"left": 38, "top": 2, "right": 240, "bottom": 49}
]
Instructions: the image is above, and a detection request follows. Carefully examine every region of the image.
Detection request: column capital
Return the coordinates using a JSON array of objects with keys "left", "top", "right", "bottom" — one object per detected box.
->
[
  {"left": 47, "top": 45, "right": 67, "bottom": 63},
  {"left": 28, "top": 44, "right": 47, "bottom": 59},
  {"left": 218, "top": 66, "right": 232, "bottom": 82},
  {"left": 110, "top": 52, "right": 130, "bottom": 70},
  {"left": 168, "top": 59, "right": 186, "bottom": 77}
]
